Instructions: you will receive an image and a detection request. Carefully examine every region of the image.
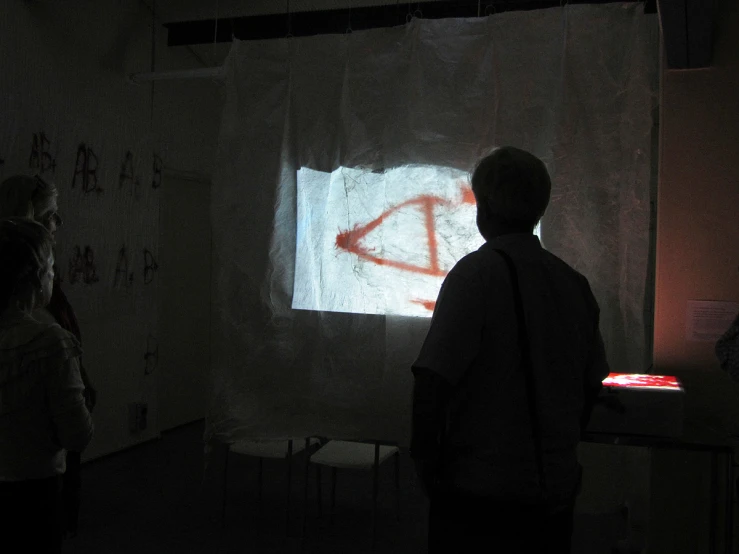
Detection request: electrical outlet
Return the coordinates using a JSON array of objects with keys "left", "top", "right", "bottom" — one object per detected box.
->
[{"left": 128, "top": 402, "right": 148, "bottom": 433}]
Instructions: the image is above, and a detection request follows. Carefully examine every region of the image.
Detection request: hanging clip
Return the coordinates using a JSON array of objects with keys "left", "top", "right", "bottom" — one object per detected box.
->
[
  {"left": 406, "top": 8, "right": 423, "bottom": 22},
  {"left": 285, "top": 0, "right": 293, "bottom": 38}
]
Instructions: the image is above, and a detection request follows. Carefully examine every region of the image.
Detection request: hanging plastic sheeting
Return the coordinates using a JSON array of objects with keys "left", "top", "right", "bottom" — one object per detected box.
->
[{"left": 207, "top": 4, "right": 659, "bottom": 450}]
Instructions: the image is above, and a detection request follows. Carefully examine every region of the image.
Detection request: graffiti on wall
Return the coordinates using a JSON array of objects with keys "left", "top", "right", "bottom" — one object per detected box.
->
[
  {"left": 119, "top": 150, "right": 142, "bottom": 199},
  {"left": 143, "top": 248, "right": 159, "bottom": 284},
  {"left": 68, "top": 246, "right": 100, "bottom": 285},
  {"left": 29, "top": 132, "right": 56, "bottom": 175},
  {"left": 114, "top": 246, "right": 135, "bottom": 287},
  {"left": 72, "top": 143, "right": 102, "bottom": 194},
  {"left": 144, "top": 334, "right": 159, "bottom": 375},
  {"left": 152, "top": 153, "right": 162, "bottom": 189}
]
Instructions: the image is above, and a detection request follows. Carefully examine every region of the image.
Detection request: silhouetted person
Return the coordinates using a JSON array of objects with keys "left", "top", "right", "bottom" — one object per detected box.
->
[
  {"left": 716, "top": 311, "right": 739, "bottom": 382},
  {"left": 410, "top": 147, "right": 609, "bottom": 553},
  {"left": 0, "top": 218, "right": 94, "bottom": 553},
  {"left": 0, "top": 175, "right": 97, "bottom": 539}
]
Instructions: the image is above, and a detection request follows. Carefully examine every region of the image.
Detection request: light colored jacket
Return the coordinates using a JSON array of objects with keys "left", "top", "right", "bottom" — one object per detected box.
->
[{"left": 0, "top": 308, "right": 93, "bottom": 481}]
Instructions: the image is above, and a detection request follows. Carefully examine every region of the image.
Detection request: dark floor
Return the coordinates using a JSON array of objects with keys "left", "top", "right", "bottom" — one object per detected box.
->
[{"left": 63, "top": 420, "right": 630, "bottom": 554}]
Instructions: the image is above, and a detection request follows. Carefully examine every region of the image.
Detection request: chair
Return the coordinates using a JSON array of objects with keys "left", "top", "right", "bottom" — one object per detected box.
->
[
  {"left": 302, "top": 440, "right": 400, "bottom": 550},
  {"left": 223, "top": 437, "right": 319, "bottom": 535}
]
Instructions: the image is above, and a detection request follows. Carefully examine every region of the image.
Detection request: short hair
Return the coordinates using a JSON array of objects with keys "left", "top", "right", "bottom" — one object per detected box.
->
[
  {"left": 0, "top": 175, "right": 59, "bottom": 221},
  {"left": 470, "top": 146, "right": 551, "bottom": 229},
  {"left": 0, "top": 217, "right": 53, "bottom": 314}
]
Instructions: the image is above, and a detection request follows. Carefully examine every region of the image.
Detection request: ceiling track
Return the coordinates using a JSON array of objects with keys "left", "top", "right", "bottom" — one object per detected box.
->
[{"left": 165, "top": 0, "right": 655, "bottom": 46}]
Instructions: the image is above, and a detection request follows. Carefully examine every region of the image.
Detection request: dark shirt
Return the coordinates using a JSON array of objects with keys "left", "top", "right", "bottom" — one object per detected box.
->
[{"left": 411, "top": 234, "right": 609, "bottom": 504}]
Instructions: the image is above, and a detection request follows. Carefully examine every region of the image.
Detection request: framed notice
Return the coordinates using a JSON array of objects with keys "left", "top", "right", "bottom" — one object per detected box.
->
[{"left": 686, "top": 300, "right": 739, "bottom": 342}]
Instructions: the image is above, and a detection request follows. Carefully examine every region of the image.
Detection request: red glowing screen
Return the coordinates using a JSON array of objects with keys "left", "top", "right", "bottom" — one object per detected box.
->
[{"left": 602, "top": 373, "right": 682, "bottom": 391}]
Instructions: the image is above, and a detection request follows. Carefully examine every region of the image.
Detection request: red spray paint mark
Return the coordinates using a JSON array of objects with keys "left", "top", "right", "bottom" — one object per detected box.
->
[
  {"left": 335, "top": 194, "right": 452, "bottom": 277},
  {"left": 411, "top": 299, "right": 437, "bottom": 311},
  {"left": 460, "top": 183, "right": 476, "bottom": 205},
  {"left": 335, "top": 184, "right": 476, "bottom": 311}
]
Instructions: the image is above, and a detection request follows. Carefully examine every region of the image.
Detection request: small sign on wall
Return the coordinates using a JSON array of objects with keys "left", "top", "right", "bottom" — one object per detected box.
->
[{"left": 686, "top": 301, "right": 739, "bottom": 342}]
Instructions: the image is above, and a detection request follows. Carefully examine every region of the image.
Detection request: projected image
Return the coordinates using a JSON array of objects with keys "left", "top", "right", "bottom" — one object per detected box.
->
[
  {"left": 293, "top": 165, "right": 485, "bottom": 317},
  {"left": 603, "top": 373, "right": 682, "bottom": 391}
]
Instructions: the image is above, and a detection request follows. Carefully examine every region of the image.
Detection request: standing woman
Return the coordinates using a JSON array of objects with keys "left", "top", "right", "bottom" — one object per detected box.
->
[
  {"left": 0, "top": 217, "right": 94, "bottom": 553},
  {"left": 0, "top": 175, "right": 97, "bottom": 538}
]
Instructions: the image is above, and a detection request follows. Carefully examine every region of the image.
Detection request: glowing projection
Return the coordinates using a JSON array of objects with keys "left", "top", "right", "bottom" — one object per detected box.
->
[
  {"left": 603, "top": 373, "right": 683, "bottom": 391},
  {"left": 293, "top": 165, "right": 485, "bottom": 317}
]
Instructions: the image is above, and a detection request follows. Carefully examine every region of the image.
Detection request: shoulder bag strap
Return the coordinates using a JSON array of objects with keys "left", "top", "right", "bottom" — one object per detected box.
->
[{"left": 494, "top": 248, "right": 547, "bottom": 499}]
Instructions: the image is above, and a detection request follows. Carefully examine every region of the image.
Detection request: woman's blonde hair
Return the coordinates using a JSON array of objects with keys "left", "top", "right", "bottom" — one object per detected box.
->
[
  {"left": 0, "top": 217, "right": 53, "bottom": 314},
  {"left": 0, "top": 175, "right": 58, "bottom": 221}
]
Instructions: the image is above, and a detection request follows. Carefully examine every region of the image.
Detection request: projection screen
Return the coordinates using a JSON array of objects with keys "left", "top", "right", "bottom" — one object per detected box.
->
[{"left": 208, "top": 5, "right": 659, "bottom": 448}]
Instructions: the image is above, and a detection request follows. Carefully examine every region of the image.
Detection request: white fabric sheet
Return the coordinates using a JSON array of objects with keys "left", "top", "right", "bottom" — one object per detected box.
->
[{"left": 208, "top": 5, "right": 659, "bottom": 447}]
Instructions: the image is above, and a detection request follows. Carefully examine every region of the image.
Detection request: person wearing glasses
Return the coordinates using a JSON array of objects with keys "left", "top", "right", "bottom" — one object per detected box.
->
[
  {"left": 0, "top": 175, "right": 97, "bottom": 539},
  {"left": 0, "top": 217, "right": 94, "bottom": 553}
]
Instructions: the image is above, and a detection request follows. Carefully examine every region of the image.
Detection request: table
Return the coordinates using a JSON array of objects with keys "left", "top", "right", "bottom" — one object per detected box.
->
[{"left": 583, "top": 431, "right": 735, "bottom": 554}]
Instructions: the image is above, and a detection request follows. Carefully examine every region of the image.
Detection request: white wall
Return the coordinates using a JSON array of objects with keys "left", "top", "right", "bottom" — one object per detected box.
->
[
  {"left": 158, "top": 172, "right": 211, "bottom": 432},
  {"left": 0, "top": 0, "right": 220, "bottom": 459},
  {"left": 650, "top": 0, "right": 739, "bottom": 551}
]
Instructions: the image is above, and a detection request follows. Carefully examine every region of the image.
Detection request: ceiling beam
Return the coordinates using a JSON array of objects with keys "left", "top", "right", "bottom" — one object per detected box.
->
[{"left": 165, "top": 0, "right": 651, "bottom": 46}]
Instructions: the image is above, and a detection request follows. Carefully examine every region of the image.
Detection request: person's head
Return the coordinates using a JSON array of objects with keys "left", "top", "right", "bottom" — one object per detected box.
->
[
  {"left": 470, "top": 146, "right": 551, "bottom": 241},
  {"left": 0, "top": 175, "right": 62, "bottom": 239},
  {"left": 0, "top": 218, "right": 55, "bottom": 315}
]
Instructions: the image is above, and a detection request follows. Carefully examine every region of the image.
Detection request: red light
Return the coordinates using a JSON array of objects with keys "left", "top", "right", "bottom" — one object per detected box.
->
[{"left": 602, "top": 373, "right": 682, "bottom": 391}]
